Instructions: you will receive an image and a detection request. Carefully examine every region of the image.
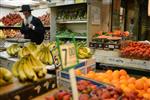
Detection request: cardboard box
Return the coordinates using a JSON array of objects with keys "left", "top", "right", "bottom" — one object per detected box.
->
[
  {"left": 0, "top": 75, "right": 56, "bottom": 100},
  {"left": 57, "top": 58, "right": 98, "bottom": 88}
]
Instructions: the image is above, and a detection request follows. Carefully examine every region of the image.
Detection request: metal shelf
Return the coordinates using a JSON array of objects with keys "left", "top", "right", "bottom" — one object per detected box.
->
[
  {"left": 56, "top": 20, "right": 87, "bottom": 24},
  {"left": 56, "top": 35, "right": 87, "bottom": 39}
]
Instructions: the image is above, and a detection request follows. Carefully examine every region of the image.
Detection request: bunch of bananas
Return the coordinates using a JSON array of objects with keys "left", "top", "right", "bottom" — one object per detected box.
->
[
  {"left": 18, "top": 46, "right": 32, "bottom": 58},
  {"left": 12, "top": 54, "right": 47, "bottom": 82},
  {"left": 78, "top": 47, "right": 92, "bottom": 59},
  {"left": 25, "top": 42, "right": 37, "bottom": 52},
  {"left": 0, "top": 67, "right": 13, "bottom": 86},
  {"left": 36, "top": 46, "right": 53, "bottom": 65},
  {"left": 6, "top": 44, "right": 21, "bottom": 56},
  {"left": 0, "top": 30, "right": 6, "bottom": 39}
]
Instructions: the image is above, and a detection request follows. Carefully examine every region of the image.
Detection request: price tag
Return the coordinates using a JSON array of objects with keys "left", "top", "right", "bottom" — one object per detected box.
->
[
  {"left": 60, "top": 43, "right": 78, "bottom": 69},
  {"left": 108, "top": 45, "right": 114, "bottom": 49}
]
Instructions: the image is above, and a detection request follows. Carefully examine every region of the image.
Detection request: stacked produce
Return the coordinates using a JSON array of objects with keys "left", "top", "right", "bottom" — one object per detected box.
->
[
  {"left": 76, "top": 69, "right": 150, "bottom": 99},
  {"left": 57, "top": 29, "right": 87, "bottom": 37},
  {"left": 0, "top": 67, "right": 13, "bottom": 86},
  {"left": 38, "top": 13, "right": 50, "bottom": 26},
  {"left": 46, "top": 80, "right": 144, "bottom": 100},
  {"left": 120, "top": 41, "right": 150, "bottom": 60},
  {"left": 7, "top": 44, "right": 21, "bottom": 56},
  {"left": 93, "top": 31, "right": 129, "bottom": 39},
  {"left": 18, "top": 46, "right": 32, "bottom": 58},
  {"left": 2, "top": 29, "right": 20, "bottom": 38},
  {"left": 78, "top": 47, "right": 92, "bottom": 59},
  {"left": 12, "top": 54, "right": 47, "bottom": 82},
  {"left": 25, "top": 42, "right": 37, "bottom": 52},
  {"left": 0, "top": 13, "right": 22, "bottom": 26},
  {"left": 0, "top": 30, "right": 6, "bottom": 39},
  {"left": 36, "top": 45, "right": 53, "bottom": 65},
  {"left": 56, "top": 5, "right": 87, "bottom": 21}
]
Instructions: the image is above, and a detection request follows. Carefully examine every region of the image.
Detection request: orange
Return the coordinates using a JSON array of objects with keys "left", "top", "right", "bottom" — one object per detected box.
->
[
  {"left": 119, "top": 69, "right": 127, "bottom": 76},
  {"left": 123, "top": 87, "right": 131, "bottom": 93},
  {"left": 120, "top": 76, "right": 127, "bottom": 80},
  {"left": 103, "top": 79, "right": 110, "bottom": 83},
  {"left": 106, "top": 70, "right": 113, "bottom": 75},
  {"left": 128, "top": 77, "right": 136, "bottom": 84},
  {"left": 119, "top": 79, "right": 128, "bottom": 85},
  {"left": 75, "top": 69, "right": 82, "bottom": 75},
  {"left": 135, "top": 79, "right": 144, "bottom": 90},
  {"left": 143, "top": 83, "right": 149, "bottom": 91},
  {"left": 143, "top": 93, "right": 150, "bottom": 99},
  {"left": 128, "top": 83, "right": 136, "bottom": 90},
  {"left": 147, "top": 88, "right": 150, "bottom": 93}
]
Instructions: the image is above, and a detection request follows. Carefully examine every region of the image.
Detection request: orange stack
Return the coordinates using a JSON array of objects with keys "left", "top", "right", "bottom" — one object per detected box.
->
[{"left": 75, "top": 69, "right": 150, "bottom": 99}]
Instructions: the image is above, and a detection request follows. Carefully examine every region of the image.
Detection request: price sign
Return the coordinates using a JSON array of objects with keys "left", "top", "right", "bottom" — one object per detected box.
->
[{"left": 60, "top": 43, "right": 78, "bottom": 69}]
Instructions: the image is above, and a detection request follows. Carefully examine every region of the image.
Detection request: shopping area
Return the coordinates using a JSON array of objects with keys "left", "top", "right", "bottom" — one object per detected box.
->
[{"left": 0, "top": 0, "right": 150, "bottom": 100}]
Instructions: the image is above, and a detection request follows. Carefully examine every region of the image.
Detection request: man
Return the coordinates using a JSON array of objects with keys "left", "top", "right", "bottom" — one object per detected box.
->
[{"left": 20, "top": 5, "right": 45, "bottom": 44}]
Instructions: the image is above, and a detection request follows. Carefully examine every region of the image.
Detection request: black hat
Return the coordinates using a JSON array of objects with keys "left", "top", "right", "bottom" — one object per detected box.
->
[{"left": 20, "top": 5, "right": 33, "bottom": 12}]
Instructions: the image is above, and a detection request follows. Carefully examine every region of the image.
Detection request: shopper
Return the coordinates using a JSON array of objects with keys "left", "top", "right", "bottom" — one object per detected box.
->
[{"left": 20, "top": 5, "right": 45, "bottom": 44}]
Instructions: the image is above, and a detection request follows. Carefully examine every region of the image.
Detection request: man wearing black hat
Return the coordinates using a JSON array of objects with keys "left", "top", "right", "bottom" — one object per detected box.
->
[{"left": 20, "top": 5, "right": 45, "bottom": 44}]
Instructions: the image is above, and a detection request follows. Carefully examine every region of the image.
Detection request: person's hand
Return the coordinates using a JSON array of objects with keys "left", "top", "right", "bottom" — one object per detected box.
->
[
  {"left": 28, "top": 24, "right": 35, "bottom": 30},
  {"left": 16, "top": 33, "right": 23, "bottom": 38}
]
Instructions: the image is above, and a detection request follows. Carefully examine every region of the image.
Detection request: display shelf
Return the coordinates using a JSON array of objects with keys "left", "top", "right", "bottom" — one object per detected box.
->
[
  {"left": 96, "top": 63, "right": 150, "bottom": 77},
  {"left": 0, "top": 26, "right": 50, "bottom": 30},
  {"left": 56, "top": 20, "right": 87, "bottom": 24},
  {"left": 94, "top": 49, "right": 150, "bottom": 71},
  {"left": 0, "top": 26, "right": 21, "bottom": 29},
  {"left": 0, "top": 74, "right": 56, "bottom": 100},
  {"left": 56, "top": 35, "right": 87, "bottom": 39}
]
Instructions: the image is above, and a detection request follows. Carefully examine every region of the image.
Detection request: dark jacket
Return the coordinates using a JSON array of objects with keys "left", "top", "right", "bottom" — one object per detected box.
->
[{"left": 20, "top": 16, "right": 45, "bottom": 44}]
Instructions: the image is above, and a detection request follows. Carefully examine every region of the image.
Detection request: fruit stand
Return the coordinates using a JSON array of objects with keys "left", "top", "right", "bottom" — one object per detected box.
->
[{"left": 0, "top": 0, "right": 150, "bottom": 100}]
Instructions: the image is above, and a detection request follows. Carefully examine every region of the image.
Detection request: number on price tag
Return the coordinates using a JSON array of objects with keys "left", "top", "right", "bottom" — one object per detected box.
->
[
  {"left": 109, "top": 45, "right": 114, "bottom": 49},
  {"left": 60, "top": 43, "right": 78, "bottom": 69}
]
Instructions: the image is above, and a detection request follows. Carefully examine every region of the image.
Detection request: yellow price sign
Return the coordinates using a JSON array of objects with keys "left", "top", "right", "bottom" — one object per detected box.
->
[{"left": 60, "top": 43, "right": 77, "bottom": 69}]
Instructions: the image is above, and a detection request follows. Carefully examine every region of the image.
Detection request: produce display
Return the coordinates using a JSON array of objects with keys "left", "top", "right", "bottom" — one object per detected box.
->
[
  {"left": 38, "top": 13, "right": 50, "bottom": 26},
  {"left": 6, "top": 44, "right": 21, "bottom": 56},
  {"left": 56, "top": 4, "right": 87, "bottom": 21},
  {"left": 0, "top": 67, "right": 13, "bottom": 86},
  {"left": 18, "top": 46, "right": 32, "bottom": 58},
  {"left": 78, "top": 47, "right": 92, "bottom": 59},
  {"left": 76, "top": 69, "right": 150, "bottom": 99},
  {"left": 0, "top": 13, "right": 22, "bottom": 26},
  {"left": 12, "top": 54, "right": 47, "bottom": 82},
  {"left": 57, "top": 29, "right": 87, "bottom": 37},
  {"left": 0, "top": 30, "right": 6, "bottom": 39},
  {"left": 46, "top": 80, "right": 145, "bottom": 100},
  {"left": 93, "top": 31, "right": 129, "bottom": 39},
  {"left": 25, "top": 42, "right": 37, "bottom": 52},
  {"left": 120, "top": 41, "right": 150, "bottom": 60},
  {"left": 36, "top": 46, "right": 53, "bottom": 65},
  {"left": 0, "top": 29, "right": 19, "bottom": 38}
]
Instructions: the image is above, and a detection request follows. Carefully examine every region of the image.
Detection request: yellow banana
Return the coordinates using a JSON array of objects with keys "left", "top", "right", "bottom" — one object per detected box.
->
[
  {"left": 0, "top": 79, "right": 7, "bottom": 86},
  {"left": 0, "top": 67, "right": 13, "bottom": 81},
  {"left": 12, "top": 61, "right": 20, "bottom": 77},
  {"left": 18, "top": 59, "right": 27, "bottom": 81}
]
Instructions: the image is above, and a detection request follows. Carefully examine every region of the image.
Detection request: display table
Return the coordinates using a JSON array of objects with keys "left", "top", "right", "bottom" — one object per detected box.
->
[
  {"left": 94, "top": 49, "right": 150, "bottom": 71},
  {"left": 32, "top": 89, "right": 58, "bottom": 100}
]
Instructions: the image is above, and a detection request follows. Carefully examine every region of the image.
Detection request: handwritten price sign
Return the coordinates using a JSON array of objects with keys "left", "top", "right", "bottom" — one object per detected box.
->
[{"left": 60, "top": 43, "right": 78, "bottom": 69}]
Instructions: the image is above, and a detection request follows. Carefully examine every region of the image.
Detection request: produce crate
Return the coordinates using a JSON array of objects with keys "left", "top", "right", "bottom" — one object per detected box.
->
[
  {"left": 57, "top": 58, "right": 98, "bottom": 88},
  {"left": 0, "top": 75, "right": 56, "bottom": 100}
]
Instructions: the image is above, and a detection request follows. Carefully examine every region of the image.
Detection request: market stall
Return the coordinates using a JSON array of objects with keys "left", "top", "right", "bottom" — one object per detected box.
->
[{"left": 0, "top": 0, "right": 150, "bottom": 100}]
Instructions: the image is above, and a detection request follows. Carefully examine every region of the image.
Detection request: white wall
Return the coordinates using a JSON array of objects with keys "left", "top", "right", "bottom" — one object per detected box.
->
[{"left": 0, "top": 7, "right": 15, "bottom": 19}]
